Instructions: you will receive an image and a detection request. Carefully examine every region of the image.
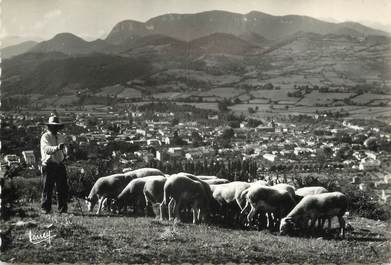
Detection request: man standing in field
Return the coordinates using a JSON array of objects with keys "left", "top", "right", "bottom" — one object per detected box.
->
[{"left": 40, "top": 114, "right": 69, "bottom": 214}]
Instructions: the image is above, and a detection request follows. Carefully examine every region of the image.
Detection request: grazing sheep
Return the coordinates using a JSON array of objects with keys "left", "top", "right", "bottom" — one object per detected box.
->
[
  {"left": 160, "top": 173, "right": 213, "bottom": 224},
  {"left": 238, "top": 180, "right": 268, "bottom": 210},
  {"left": 294, "top": 186, "right": 329, "bottom": 227},
  {"left": 116, "top": 175, "right": 166, "bottom": 214},
  {"left": 143, "top": 175, "right": 168, "bottom": 217},
  {"left": 210, "top": 181, "right": 252, "bottom": 208},
  {"left": 280, "top": 192, "right": 348, "bottom": 238},
  {"left": 241, "top": 185, "right": 296, "bottom": 230},
  {"left": 209, "top": 181, "right": 252, "bottom": 225},
  {"left": 85, "top": 173, "right": 131, "bottom": 214}
]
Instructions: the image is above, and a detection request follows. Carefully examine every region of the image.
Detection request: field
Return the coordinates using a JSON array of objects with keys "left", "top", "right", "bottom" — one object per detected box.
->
[
  {"left": 1, "top": 203, "right": 390, "bottom": 264},
  {"left": 352, "top": 93, "right": 391, "bottom": 105},
  {"left": 299, "top": 91, "right": 355, "bottom": 106},
  {"left": 96, "top": 84, "right": 142, "bottom": 99},
  {"left": 202, "top": 87, "right": 245, "bottom": 98}
]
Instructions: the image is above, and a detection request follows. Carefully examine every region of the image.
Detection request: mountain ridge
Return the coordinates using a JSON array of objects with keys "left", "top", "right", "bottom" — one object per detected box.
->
[{"left": 106, "top": 10, "right": 389, "bottom": 44}]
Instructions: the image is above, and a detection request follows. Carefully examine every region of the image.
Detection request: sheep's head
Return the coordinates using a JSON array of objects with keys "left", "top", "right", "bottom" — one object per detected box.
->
[
  {"left": 84, "top": 196, "right": 96, "bottom": 212},
  {"left": 280, "top": 217, "right": 295, "bottom": 235}
]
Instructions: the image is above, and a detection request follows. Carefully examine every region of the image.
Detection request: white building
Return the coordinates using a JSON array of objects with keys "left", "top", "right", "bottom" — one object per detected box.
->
[
  {"left": 359, "top": 157, "right": 381, "bottom": 171},
  {"left": 4, "top": 154, "right": 20, "bottom": 166},
  {"left": 263, "top": 153, "right": 277, "bottom": 162}
]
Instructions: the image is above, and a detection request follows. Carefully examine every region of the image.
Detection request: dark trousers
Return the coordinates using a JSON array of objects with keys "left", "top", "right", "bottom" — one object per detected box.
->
[{"left": 41, "top": 162, "right": 68, "bottom": 213}]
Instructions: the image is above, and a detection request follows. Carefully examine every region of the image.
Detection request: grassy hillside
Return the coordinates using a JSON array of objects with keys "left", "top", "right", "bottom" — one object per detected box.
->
[{"left": 1, "top": 203, "right": 389, "bottom": 264}]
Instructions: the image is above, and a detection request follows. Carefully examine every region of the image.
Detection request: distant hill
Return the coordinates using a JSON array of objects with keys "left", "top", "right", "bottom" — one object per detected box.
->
[
  {"left": 1, "top": 35, "right": 43, "bottom": 48},
  {"left": 30, "top": 33, "right": 114, "bottom": 55},
  {"left": 105, "top": 20, "right": 150, "bottom": 45},
  {"left": 1, "top": 41, "right": 38, "bottom": 59},
  {"left": 106, "top": 10, "right": 388, "bottom": 44},
  {"left": 2, "top": 52, "right": 152, "bottom": 95}
]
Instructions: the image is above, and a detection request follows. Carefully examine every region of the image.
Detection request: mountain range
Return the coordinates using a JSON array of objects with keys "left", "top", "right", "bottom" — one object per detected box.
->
[
  {"left": 2, "top": 10, "right": 390, "bottom": 98},
  {"left": 2, "top": 10, "right": 388, "bottom": 58}
]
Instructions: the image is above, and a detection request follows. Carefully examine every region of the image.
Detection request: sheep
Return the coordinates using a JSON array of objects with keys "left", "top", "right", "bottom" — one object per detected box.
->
[
  {"left": 116, "top": 175, "right": 166, "bottom": 215},
  {"left": 238, "top": 180, "right": 268, "bottom": 210},
  {"left": 143, "top": 175, "right": 168, "bottom": 217},
  {"left": 280, "top": 192, "right": 348, "bottom": 238},
  {"left": 241, "top": 185, "right": 296, "bottom": 230},
  {"left": 209, "top": 181, "right": 252, "bottom": 225},
  {"left": 160, "top": 173, "right": 213, "bottom": 224},
  {"left": 85, "top": 173, "right": 130, "bottom": 214},
  {"left": 294, "top": 186, "right": 329, "bottom": 228}
]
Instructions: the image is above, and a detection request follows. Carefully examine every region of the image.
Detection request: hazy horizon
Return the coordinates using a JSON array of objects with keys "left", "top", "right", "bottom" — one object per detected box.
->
[{"left": 2, "top": 0, "right": 391, "bottom": 41}]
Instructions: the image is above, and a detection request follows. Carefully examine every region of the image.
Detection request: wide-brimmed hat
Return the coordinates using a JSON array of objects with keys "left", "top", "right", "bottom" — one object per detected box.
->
[{"left": 40, "top": 114, "right": 69, "bottom": 127}]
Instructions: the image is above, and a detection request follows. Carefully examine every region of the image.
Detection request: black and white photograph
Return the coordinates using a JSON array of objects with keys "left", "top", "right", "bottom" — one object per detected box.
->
[{"left": 0, "top": 0, "right": 390, "bottom": 264}]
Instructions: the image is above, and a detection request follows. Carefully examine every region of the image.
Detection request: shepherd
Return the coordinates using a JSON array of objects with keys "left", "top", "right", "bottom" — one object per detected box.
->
[{"left": 40, "top": 114, "right": 70, "bottom": 214}]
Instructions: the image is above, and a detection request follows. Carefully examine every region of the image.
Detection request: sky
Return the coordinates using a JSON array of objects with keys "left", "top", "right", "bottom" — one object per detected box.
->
[{"left": 1, "top": 0, "right": 391, "bottom": 41}]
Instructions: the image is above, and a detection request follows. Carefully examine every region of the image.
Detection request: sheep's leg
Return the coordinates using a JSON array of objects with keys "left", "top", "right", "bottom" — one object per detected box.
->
[
  {"left": 159, "top": 202, "right": 166, "bottom": 221},
  {"left": 338, "top": 215, "right": 346, "bottom": 238},
  {"left": 97, "top": 197, "right": 105, "bottom": 215},
  {"left": 316, "top": 218, "right": 322, "bottom": 230},
  {"left": 144, "top": 194, "right": 155, "bottom": 217},
  {"left": 266, "top": 212, "right": 275, "bottom": 230},
  {"left": 174, "top": 198, "right": 182, "bottom": 222},
  {"left": 309, "top": 218, "right": 317, "bottom": 234},
  {"left": 328, "top": 217, "right": 332, "bottom": 230},
  {"left": 301, "top": 217, "right": 309, "bottom": 231},
  {"left": 247, "top": 205, "right": 256, "bottom": 224},
  {"left": 168, "top": 198, "right": 175, "bottom": 221},
  {"left": 192, "top": 200, "right": 200, "bottom": 224},
  {"left": 273, "top": 212, "right": 281, "bottom": 231}
]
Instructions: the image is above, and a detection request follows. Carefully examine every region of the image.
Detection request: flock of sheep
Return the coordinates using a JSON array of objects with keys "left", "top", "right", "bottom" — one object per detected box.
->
[{"left": 84, "top": 167, "right": 348, "bottom": 238}]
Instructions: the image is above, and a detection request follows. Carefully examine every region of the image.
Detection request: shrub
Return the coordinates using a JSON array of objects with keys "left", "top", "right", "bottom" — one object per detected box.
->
[
  {"left": 9, "top": 177, "right": 42, "bottom": 202},
  {"left": 293, "top": 175, "right": 390, "bottom": 221},
  {"left": 341, "top": 184, "right": 391, "bottom": 221}
]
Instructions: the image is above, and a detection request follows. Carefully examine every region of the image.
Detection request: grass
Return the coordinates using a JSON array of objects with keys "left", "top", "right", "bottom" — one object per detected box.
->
[{"left": 1, "top": 203, "right": 390, "bottom": 264}]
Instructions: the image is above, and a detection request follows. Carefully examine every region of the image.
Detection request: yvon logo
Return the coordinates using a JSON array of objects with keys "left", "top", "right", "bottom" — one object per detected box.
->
[{"left": 29, "top": 230, "right": 56, "bottom": 245}]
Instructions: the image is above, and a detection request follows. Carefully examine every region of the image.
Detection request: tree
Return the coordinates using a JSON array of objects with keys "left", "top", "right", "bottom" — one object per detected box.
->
[
  {"left": 171, "top": 117, "right": 179, "bottom": 126},
  {"left": 172, "top": 130, "right": 186, "bottom": 146},
  {"left": 264, "top": 83, "right": 273, "bottom": 90},
  {"left": 228, "top": 120, "right": 240, "bottom": 128},
  {"left": 221, "top": 127, "right": 234, "bottom": 139},
  {"left": 247, "top": 118, "right": 262, "bottom": 128},
  {"left": 218, "top": 98, "right": 232, "bottom": 112},
  {"left": 191, "top": 131, "right": 203, "bottom": 147}
]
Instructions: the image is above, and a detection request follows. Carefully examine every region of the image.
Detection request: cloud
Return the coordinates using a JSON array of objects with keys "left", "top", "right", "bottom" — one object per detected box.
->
[
  {"left": 33, "top": 9, "right": 63, "bottom": 30},
  {"left": 44, "top": 9, "right": 62, "bottom": 19}
]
